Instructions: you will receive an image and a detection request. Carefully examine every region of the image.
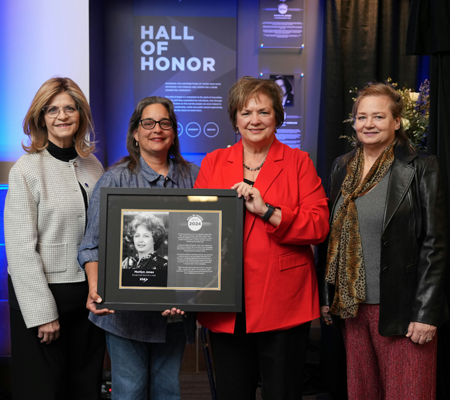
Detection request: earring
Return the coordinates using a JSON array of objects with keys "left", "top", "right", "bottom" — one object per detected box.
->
[
  {"left": 172, "top": 142, "right": 175, "bottom": 146},
  {"left": 135, "top": 141, "right": 139, "bottom": 147},
  {"left": 236, "top": 129, "right": 240, "bottom": 135}
]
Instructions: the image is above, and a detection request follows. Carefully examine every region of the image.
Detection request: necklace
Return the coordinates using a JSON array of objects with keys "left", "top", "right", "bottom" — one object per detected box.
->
[{"left": 243, "top": 157, "right": 266, "bottom": 171}]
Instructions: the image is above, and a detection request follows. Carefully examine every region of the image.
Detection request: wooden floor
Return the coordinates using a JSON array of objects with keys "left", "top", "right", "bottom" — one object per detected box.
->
[
  {"left": 179, "top": 372, "right": 333, "bottom": 400},
  {"left": 180, "top": 323, "right": 334, "bottom": 399}
]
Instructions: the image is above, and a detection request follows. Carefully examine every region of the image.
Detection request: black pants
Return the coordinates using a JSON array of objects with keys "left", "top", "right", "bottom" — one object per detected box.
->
[
  {"left": 209, "top": 321, "right": 311, "bottom": 400},
  {"left": 10, "top": 306, "right": 105, "bottom": 400}
]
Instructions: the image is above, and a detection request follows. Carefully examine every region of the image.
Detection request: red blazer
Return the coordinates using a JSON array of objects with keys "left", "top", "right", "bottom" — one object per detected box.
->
[{"left": 195, "top": 138, "right": 329, "bottom": 333}]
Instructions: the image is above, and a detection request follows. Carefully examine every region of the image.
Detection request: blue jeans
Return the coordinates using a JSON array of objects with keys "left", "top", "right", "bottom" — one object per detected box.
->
[{"left": 105, "top": 322, "right": 186, "bottom": 400}]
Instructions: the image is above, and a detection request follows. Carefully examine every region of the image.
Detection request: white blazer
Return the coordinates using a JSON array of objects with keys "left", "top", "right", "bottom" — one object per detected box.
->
[{"left": 4, "top": 150, "right": 103, "bottom": 328}]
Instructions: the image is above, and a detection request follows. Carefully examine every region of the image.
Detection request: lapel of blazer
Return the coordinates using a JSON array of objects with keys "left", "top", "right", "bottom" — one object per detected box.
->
[
  {"left": 243, "top": 138, "right": 284, "bottom": 243},
  {"left": 221, "top": 141, "right": 248, "bottom": 244},
  {"left": 223, "top": 139, "right": 245, "bottom": 187},
  {"left": 382, "top": 145, "right": 418, "bottom": 231}
]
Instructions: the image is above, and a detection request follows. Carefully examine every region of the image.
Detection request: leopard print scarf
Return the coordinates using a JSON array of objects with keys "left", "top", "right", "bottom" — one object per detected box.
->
[{"left": 325, "top": 141, "right": 395, "bottom": 319}]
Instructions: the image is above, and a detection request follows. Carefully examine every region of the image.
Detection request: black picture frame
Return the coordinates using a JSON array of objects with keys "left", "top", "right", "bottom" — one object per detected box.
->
[{"left": 97, "top": 188, "right": 243, "bottom": 312}]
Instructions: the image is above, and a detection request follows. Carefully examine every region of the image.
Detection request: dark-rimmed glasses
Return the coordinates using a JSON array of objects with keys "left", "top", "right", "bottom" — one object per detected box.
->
[
  {"left": 139, "top": 119, "right": 173, "bottom": 130},
  {"left": 42, "top": 104, "right": 79, "bottom": 119}
]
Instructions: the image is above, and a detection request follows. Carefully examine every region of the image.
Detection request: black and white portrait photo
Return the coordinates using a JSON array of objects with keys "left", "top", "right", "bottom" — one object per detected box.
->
[
  {"left": 270, "top": 74, "right": 294, "bottom": 107},
  {"left": 120, "top": 211, "right": 169, "bottom": 288}
]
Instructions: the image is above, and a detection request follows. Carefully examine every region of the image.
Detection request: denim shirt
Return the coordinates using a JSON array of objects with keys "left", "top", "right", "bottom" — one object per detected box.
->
[{"left": 78, "top": 157, "right": 199, "bottom": 343}]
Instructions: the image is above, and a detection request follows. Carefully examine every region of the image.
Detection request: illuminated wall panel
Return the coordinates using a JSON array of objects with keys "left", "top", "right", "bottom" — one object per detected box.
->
[
  {"left": 0, "top": 0, "right": 90, "bottom": 163},
  {"left": 0, "top": 0, "right": 90, "bottom": 361},
  {"left": 0, "top": 186, "right": 10, "bottom": 357}
]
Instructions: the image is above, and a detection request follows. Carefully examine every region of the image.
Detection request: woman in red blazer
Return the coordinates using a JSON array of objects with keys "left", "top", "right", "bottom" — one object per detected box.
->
[{"left": 195, "top": 76, "right": 329, "bottom": 399}]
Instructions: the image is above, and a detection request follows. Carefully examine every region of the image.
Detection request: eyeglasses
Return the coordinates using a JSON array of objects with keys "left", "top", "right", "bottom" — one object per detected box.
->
[
  {"left": 43, "top": 104, "right": 79, "bottom": 118},
  {"left": 139, "top": 119, "right": 173, "bottom": 130}
]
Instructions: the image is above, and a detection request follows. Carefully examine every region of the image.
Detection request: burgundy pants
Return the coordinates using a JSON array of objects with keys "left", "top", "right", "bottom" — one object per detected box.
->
[{"left": 342, "top": 304, "right": 437, "bottom": 400}]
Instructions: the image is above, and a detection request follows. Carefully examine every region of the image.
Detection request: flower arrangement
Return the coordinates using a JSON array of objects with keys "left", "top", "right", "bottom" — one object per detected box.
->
[{"left": 341, "top": 78, "right": 430, "bottom": 149}]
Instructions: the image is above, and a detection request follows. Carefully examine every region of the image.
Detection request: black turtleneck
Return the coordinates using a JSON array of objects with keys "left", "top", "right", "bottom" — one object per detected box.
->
[{"left": 47, "top": 141, "right": 78, "bottom": 162}]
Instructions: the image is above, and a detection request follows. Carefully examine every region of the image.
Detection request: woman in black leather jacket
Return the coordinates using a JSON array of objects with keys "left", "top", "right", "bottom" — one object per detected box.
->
[{"left": 317, "top": 82, "right": 448, "bottom": 400}]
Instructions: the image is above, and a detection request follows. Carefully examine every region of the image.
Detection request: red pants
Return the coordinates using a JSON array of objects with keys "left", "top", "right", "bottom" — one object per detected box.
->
[{"left": 342, "top": 304, "right": 437, "bottom": 400}]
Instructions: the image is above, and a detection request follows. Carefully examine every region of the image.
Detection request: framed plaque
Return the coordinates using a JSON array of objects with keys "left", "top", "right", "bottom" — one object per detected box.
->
[
  {"left": 97, "top": 188, "right": 243, "bottom": 312},
  {"left": 259, "top": 0, "right": 305, "bottom": 49}
]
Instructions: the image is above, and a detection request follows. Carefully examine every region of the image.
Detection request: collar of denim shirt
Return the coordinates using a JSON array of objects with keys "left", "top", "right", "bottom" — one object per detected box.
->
[{"left": 138, "top": 156, "right": 178, "bottom": 187}]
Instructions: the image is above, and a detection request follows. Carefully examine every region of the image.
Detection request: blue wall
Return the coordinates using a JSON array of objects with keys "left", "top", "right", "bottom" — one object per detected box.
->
[
  {"left": 0, "top": 1, "right": 90, "bottom": 163},
  {"left": 0, "top": 186, "right": 10, "bottom": 357},
  {"left": 1, "top": 0, "right": 90, "bottom": 360}
]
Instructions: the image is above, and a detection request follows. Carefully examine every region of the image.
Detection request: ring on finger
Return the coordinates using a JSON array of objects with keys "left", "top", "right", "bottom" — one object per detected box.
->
[{"left": 426, "top": 337, "right": 432, "bottom": 342}]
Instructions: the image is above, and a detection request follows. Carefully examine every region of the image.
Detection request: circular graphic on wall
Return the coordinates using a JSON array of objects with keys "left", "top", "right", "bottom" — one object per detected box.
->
[
  {"left": 186, "top": 122, "right": 201, "bottom": 138},
  {"left": 278, "top": 4, "right": 288, "bottom": 14},
  {"left": 177, "top": 123, "right": 184, "bottom": 136},
  {"left": 204, "top": 122, "right": 219, "bottom": 138}
]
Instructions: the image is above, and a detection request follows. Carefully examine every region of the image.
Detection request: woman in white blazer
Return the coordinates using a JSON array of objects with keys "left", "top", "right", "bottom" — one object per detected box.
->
[{"left": 4, "top": 77, "right": 105, "bottom": 400}]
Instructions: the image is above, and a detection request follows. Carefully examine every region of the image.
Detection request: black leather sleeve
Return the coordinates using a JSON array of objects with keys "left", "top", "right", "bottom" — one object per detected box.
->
[{"left": 411, "top": 155, "right": 448, "bottom": 326}]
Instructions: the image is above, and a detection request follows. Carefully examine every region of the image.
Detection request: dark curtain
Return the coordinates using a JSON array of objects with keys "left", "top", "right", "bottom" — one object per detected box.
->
[
  {"left": 317, "top": 0, "right": 419, "bottom": 183},
  {"left": 317, "top": 1, "right": 423, "bottom": 398},
  {"left": 407, "top": 1, "right": 450, "bottom": 399}
]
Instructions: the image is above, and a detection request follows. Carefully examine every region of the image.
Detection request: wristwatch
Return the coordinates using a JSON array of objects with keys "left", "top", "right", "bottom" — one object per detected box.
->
[{"left": 261, "top": 203, "right": 275, "bottom": 221}]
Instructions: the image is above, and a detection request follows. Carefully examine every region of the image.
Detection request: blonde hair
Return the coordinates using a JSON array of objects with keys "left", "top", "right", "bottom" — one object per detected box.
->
[
  {"left": 352, "top": 82, "right": 408, "bottom": 147},
  {"left": 22, "top": 77, "right": 96, "bottom": 156}
]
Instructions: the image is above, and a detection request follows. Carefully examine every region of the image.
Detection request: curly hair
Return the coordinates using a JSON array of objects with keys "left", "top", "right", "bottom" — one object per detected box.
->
[
  {"left": 127, "top": 214, "right": 166, "bottom": 250},
  {"left": 228, "top": 76, "right": 285, "bottom": 132},
  {"left": 352, "top": 82, "right": 408, "bottom": 147},
  {"left": 22, "top": 77, "right": 96, "bottom": 156}
]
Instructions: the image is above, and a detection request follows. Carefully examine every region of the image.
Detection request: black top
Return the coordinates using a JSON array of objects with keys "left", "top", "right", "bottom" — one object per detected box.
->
[{"left": 47, "top": 140, "right": 78, "bottom": 161}]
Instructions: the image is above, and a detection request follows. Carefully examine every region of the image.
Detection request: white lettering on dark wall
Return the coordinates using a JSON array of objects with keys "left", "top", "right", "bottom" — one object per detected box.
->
[
  {"left": 141, "top": 25, "right": 194, "bottom": 40},
  {"left": 140, "top": 41, "right": 169, "bottom": 56},
  {"left": 140, "top": 25, "right": 215, "bottom": 72},
  {"left": 141, "top": 57, "right": 215, "bottom": 71}
]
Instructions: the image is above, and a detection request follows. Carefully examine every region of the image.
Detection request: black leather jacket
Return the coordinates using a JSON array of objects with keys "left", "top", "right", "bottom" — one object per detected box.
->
[{"left": 317, "top": 144, "right": 448, "bottom": 336}]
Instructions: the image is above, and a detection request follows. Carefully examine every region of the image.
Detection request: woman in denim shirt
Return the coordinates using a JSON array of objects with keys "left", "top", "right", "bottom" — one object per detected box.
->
[{"left": 78, "top": 97, "right": 198, "bottom": 400}]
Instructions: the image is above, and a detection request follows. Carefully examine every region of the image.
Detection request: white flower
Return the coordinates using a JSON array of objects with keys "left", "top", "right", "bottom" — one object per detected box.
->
[
  {"left": 402, "top": 118, "right": 411, "bottom": 131},
  {"left": 409, "top": 92, "right": 419, "bottom": 102}
]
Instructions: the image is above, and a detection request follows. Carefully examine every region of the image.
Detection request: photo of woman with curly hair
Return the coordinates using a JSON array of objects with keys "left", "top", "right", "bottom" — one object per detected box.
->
[{"left": 121, "top": 212, "right": 169, "bottom": 287}]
